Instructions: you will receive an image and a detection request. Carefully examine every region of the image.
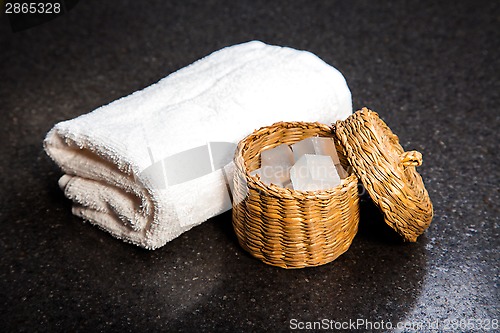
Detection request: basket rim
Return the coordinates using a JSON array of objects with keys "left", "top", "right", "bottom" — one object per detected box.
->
[{"left": 234, "top": 121, "right": 359, "bottom": 200}]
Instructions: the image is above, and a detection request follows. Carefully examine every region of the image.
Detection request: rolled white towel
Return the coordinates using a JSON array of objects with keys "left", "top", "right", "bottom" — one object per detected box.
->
[{"left": 44, "top": 41, "right": 352, "bottom": 249}]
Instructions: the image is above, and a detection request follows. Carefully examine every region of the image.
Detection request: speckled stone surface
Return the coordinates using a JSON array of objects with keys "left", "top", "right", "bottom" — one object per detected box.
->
[{"left": 1, "top": 1, "right": 498, "bottom": 332}]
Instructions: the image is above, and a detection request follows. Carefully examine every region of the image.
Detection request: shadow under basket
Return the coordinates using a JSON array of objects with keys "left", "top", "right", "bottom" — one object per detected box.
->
[{"left": 232, "top": 121, "right": 360, "bottom": 269}]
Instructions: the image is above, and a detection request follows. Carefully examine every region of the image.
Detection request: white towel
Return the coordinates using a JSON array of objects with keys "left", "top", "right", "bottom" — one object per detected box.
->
[{"left": 44, "top": 41, "right": 352, "bottom": 249}]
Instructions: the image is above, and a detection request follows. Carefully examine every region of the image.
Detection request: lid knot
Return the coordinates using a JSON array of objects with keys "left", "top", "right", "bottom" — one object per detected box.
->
[{"left": 400, "top": 150, "right": 422, "bottom": 167}]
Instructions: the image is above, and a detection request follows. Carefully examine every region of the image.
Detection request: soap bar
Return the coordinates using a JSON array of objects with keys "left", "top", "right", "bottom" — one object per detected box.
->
[
  {"left": 291, "top": 137, "right": 340, "bottom": 164},
  {"left": 292, "top": 136, "right": 349, "bottom": 180},
  {"left": 260, "top": 144, "right": 294, "bottom": 186},
  {"left": 311, "top": 137, "right": 341, "bottom": 165},
  {"left": 290, "top": 154, "right": 341, "bottom": 191}
]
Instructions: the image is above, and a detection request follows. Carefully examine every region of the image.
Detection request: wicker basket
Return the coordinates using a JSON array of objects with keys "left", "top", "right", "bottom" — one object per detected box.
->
[
  {"left": 232, "top": 108, "right": 433, "bottom": 269},
  {"left": 232, "top": 121, "right": 360, "bottom": 269}
]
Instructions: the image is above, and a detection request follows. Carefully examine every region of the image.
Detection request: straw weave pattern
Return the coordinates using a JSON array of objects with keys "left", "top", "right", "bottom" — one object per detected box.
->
[
  {"left": 334, "top": 108, "right": 433, "bottom": 242},
  {"left": 232, "top": 122, "right": 360, "bottom": 268}
]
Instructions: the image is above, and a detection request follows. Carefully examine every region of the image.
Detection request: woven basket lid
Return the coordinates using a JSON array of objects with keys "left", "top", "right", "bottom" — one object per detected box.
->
[{"left": 334, "top": 108, "right": 433, "bottom": 242}]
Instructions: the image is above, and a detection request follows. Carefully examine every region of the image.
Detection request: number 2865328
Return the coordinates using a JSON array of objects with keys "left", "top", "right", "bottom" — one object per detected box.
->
[{"left": 5, "top": 2, "right": 61, "bottom": 14}]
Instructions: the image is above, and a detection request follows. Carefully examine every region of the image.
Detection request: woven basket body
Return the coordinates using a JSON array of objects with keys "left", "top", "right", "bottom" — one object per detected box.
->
[{"left": 232, "top": 122, "right": 360, "bottom": 269}]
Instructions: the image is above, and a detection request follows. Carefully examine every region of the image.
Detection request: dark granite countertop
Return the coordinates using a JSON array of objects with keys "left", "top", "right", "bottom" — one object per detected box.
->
[{"left": 1, "top": 1, "right": 498, "bottom": 332}]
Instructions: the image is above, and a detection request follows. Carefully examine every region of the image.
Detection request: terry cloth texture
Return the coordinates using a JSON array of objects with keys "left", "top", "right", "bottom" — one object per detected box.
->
[{"left": 44, "top": 41, "right": 352, "bottom": 249}]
